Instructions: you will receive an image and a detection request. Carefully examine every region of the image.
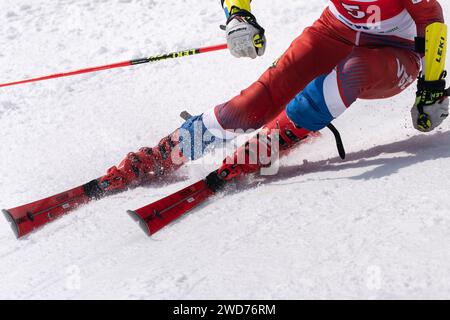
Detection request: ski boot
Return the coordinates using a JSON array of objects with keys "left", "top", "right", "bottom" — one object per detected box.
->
[
  {"left": 206, "top": 111, "right": 313, "bottom": 191},
  {"left": 94, "top": 130, "right": 187, "bottom": 196}
]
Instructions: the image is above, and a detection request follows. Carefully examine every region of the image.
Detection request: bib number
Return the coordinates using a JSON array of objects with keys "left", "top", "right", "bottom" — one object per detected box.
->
[{"left": 342, "top": 3, "right": 365, "bottom": 19}]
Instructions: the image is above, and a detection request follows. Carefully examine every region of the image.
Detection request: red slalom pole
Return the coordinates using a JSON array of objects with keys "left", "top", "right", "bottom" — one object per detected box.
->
[{"left": 0, "top": 43, "right": 228, "bottom": 88}]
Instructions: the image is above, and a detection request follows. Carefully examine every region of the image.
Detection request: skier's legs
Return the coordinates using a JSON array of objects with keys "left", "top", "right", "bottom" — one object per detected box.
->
[
  {"left": 96, "top": 11, "right": 360, "bottom": 191},
  {"left": 220, "top": 47, "right": 421, "bottom": 178},
  {"left": 286, "top": 47, "right": 421, "bottom": 132},
  {"left": 98, "top": 45, "right": 420, "bottom": 192}
]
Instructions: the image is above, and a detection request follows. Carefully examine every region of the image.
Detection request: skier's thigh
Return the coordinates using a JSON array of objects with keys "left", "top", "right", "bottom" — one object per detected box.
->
[
  {"left": 283, "top": 47, "right": 421, "bottom": 132},
  {"left": 338, "top": 47, "right": 420, "bottom": 103}
]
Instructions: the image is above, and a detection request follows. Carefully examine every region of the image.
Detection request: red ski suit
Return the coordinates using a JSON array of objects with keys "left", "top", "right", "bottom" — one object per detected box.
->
[{"left": 209, "top": 0, "right": 445, "bottom": 133}]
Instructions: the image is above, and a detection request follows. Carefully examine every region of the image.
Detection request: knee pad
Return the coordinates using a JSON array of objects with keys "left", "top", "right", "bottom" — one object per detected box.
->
[{"left": 286, "top": 75, "right": 334, "bottom": 131}]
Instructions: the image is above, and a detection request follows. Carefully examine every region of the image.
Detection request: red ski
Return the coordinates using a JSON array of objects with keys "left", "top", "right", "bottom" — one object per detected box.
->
[
  {"left": 2, "top": 180, "right": 106, "bottom": 239},
  {"left": 127, "top": 178, "right": 217, "bottom": 236},
  {"left": 127, "top": 164, "right": 243, "bottom": 236}
]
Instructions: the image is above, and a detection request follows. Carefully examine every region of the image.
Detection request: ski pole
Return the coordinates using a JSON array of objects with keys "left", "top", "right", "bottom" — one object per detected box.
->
[{"left": 0, "top": 43, "right": 228, "bottom": 88}]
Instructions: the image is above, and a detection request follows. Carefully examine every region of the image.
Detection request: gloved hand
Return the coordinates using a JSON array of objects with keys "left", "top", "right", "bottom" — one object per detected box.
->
[
  {"left": 411, "top": 74, "right": 450, "bottom": 132},
  {"left": 225, "top": 10, "right": 266, "bottom": 59}
]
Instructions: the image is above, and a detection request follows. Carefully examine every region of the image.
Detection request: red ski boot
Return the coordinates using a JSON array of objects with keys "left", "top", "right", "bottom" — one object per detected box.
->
[
  {"left": 213, "top": 111, "right": 346, "bottom": 187},
  {"left": 98, "top": 130, "right": 188, "bottom": 194},
  {"left": 209, "top": 111, "right": 314, "bottom": 188}
]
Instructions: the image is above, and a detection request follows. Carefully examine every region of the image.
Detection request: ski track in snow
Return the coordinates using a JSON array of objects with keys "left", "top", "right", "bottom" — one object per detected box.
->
[{"left": 0, "top": 0, "right": 449, "bottom": 299}]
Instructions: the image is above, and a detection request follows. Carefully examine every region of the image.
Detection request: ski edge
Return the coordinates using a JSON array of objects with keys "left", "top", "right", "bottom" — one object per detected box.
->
[
  {"left": 127, "top": 210, "right": 151, "bottom": 236},
  {"left": 2, "top": 209, "right": 19, "bottom": 239}
]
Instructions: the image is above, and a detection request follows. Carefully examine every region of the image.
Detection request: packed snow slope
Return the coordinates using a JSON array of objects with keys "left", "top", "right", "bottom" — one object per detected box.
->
[{"left": 1, "top": 0, "right": 450, "bottom": 299}]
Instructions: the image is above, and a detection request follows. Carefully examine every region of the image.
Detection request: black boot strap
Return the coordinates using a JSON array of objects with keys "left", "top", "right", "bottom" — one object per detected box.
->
[{"left": 327, "top": 124, "right": 346, "bottom": 160}]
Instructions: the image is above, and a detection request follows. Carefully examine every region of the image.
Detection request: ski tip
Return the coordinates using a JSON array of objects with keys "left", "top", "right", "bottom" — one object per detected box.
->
[
  {"left": 2, "top": 209, "right": 20, "bottom": 239},
  {"left": 127, "top": 210, "right": 151, "bottom": 237}
]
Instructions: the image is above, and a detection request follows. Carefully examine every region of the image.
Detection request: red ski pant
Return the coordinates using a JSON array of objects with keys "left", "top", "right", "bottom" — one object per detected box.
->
[{"left": 213, "top": 8, "right": 421, "bottom": 132}]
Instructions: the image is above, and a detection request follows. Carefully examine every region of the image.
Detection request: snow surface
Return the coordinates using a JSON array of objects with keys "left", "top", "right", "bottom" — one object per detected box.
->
[{"left": 1, "top": 0, "right": 450, "bottom": 300}]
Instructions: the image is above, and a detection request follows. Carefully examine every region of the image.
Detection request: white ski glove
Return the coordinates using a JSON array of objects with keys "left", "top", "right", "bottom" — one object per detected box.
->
[
  {"left": 226, "top": 10, "right": 266, "bottom": 59},
  {"left": 411, "top": 76, "right": 450, "bottom": 132}
]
